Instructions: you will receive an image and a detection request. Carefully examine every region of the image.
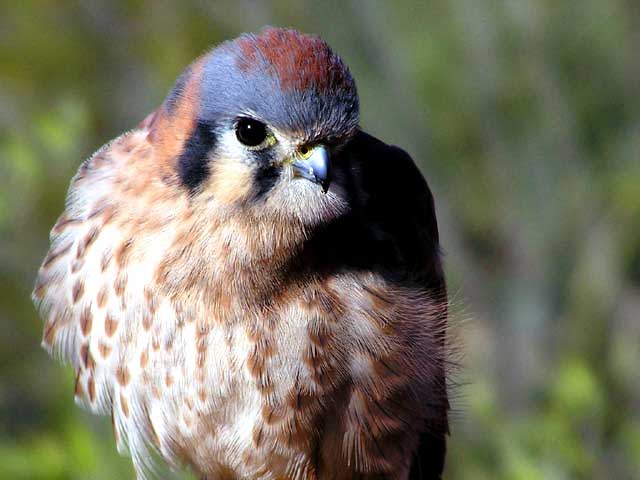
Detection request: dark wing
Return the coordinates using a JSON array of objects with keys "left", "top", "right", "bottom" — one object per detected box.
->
[
  {"left": 344, "top": 130, "right": 449, "bottom": 479},
  {"left": 346, "top": 131, "right": 443, "bottom": 283}
]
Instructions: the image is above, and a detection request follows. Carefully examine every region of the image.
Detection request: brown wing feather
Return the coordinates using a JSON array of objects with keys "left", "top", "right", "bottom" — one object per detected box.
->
[{"left": 345, "top": 131, "right": 449, "bottom": 479}]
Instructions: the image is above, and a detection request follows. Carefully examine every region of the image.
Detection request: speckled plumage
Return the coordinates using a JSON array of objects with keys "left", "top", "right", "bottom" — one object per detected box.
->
[{"left": 33, "top": 28, "right": 449, "bottom": 479}]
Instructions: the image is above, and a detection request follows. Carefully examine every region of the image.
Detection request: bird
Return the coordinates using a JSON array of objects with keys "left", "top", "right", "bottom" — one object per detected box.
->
[{"left": 33, "top": 27, "right": 449, "bottom": 479}]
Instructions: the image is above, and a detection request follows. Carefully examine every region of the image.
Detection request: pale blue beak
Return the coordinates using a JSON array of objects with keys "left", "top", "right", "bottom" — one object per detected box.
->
[{"left": 292, "top": 145, "right": 331, "bottom": 193}]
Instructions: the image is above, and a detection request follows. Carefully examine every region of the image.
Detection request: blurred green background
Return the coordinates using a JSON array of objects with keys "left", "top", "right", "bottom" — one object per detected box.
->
[{"left": 1, "top": 1, "right": 639, "bottom": 479}]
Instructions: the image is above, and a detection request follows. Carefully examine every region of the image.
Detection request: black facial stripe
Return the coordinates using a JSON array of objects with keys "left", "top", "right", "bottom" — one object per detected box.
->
[
  {"left": 178, "top": 121, "right": 217, "bottom": 193},
  {"left": 252, "top": 163, "right": 280, "bottom": 202}
]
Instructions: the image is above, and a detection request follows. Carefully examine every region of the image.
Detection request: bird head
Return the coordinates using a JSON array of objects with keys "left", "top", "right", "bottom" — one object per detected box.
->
[{"left": 146, "top": 27, "right": 359, "bottom": 228}]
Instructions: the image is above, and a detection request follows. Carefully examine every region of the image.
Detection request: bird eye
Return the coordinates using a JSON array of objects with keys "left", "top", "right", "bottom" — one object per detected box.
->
[
  {"left": 299, "top": 145, "right": 310, "bottom": 157},
  {"left": 235, "top": 118, "right": 268, "bottom": 147}
]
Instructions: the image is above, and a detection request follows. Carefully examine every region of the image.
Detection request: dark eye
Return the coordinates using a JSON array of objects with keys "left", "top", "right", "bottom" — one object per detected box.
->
[{"left": 235, "top": 118, "right": 267, "bottom": 147}]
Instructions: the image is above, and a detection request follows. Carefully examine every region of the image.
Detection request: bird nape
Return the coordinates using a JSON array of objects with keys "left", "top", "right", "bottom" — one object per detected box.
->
[{"left": 33, "top": 27, "right": 449, "bottom": 480}]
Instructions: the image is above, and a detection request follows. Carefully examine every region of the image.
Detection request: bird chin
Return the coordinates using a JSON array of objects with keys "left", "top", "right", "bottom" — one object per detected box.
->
[{"left": 266, "top": 179, "right": 349, "bottom": 228}]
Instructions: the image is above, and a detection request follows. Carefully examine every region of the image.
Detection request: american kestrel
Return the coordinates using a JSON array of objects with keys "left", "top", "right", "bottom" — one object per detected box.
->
[{"left": 33, "top": 28, "right": 449, "bottom": 479}]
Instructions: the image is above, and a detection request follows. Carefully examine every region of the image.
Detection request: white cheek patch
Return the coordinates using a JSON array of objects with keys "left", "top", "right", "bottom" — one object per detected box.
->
[{"left": 217, "top": 128, "right": 249, "bottom": 161}]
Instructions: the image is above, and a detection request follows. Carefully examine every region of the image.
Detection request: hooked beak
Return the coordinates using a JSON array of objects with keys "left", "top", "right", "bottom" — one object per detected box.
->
[{"left": 291, "top": 145, "right": 331, "bottom": 193}]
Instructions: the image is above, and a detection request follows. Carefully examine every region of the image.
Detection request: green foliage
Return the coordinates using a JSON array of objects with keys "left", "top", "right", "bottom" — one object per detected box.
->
[{"left": 1, "top": 1, "right": 638, "bottom": 478}]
